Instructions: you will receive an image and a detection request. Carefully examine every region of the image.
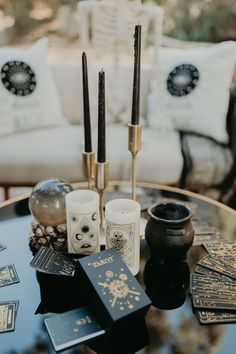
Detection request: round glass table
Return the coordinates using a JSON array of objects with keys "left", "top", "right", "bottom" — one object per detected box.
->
[{"left": 0, "top": 181, "right": 236, "bottom": 354}]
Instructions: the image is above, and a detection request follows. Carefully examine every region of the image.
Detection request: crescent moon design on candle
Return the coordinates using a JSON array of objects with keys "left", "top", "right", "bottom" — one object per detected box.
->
[
  {"left": 68, "top": 212, "right": 99, "bottom": 254},
  {"left": 92, "top": 213, "right": 97, "bottom": 221}
]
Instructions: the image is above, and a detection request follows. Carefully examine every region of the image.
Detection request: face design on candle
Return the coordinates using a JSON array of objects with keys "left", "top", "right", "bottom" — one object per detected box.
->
[
  {"left": 106, "top": 222, "right": 135, "bottom": 267},
  {"left": 69, "top": 213, "right": 99, "bottom": 254}
]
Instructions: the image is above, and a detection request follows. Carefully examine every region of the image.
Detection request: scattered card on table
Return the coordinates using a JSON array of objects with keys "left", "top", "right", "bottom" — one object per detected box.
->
[
  {"left": 192, "top": 293, "right": 236, "bottom": 311},
  {"left": 30, "top": 246, "right": 76, "bottom": 276},
  {"left": 0, "top": 302, "right": 16, "bottom": 333},
  {"left": 190, "top": 273, "right": 236, "bottom": 296},
  {"left": 192, "top": 219, "right": 223, "bottom": 246},
  {"left": 0, "top": 243, "right": 6, "bottom": 252},
  {"left": 44, "top": 306, "right": 105, "bottom": 352},
  {"left": 194, "top": 265, "right": 236, "bottom": 283},
  {"left": 204, "top": 241, "right": 236, "bottom": 258},
  {"left": 0, "top": 264, "right": 19, "bottom": 288},
  {"left": 193, "top": 233, "right": 223, "bottom": 246},
  {"left": 197, "top": 254, "right": 236, "bottom": 280},
  {"left": 192, "top": 218, "right": 219, "bottom": 235},
  {"left": 195, "top": 309, "right": 236, "bottom": 324}
]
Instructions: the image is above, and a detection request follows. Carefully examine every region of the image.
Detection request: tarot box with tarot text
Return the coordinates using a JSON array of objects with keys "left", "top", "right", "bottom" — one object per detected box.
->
[{"left": 77, "top": 248, "right": 151, "bottom": 330}]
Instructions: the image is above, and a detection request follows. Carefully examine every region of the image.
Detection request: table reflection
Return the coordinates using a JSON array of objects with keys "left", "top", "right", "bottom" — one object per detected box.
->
[{"left": 144, "top": 257, "right": 190, "bottom": 310}]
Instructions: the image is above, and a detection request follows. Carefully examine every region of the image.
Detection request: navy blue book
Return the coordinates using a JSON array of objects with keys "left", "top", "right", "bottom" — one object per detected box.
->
[{"left": 44, "top": 307, "right": 105, "bottom": 352}]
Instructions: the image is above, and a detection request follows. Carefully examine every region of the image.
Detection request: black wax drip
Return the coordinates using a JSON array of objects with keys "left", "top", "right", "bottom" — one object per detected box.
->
[{"left": 131, "top": 25, "right": 141, "bottom": 125}]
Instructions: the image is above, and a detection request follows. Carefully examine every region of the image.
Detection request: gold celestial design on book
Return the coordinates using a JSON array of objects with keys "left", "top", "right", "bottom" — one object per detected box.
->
[{"left": 97, "top": 269, "right": 141, "bottom": 310}]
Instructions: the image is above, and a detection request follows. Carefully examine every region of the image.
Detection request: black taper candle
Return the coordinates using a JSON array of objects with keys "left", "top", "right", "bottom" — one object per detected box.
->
[
  {"left": 82, "top": 52, "right": 92, "bottom": 152},
  {"left": 131, "top": 25, "right": 141, "bottom": 125},
  {"left": 97, "top": 70, "right": 106, "bottom": 163}
]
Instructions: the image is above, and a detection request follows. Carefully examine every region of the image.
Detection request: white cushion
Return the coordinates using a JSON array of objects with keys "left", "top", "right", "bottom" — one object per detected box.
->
[
  {"left": 0, "top": 125, "right": 183, "bottom": 185},
  {"left": 148, "top": 41, "right": 236, "bottom": 143},
  {"left": 0, "top": 38, "right": 66, "bottom": 136}
]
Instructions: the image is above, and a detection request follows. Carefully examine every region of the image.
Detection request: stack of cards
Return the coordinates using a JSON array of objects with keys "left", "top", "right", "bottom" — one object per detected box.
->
[
  {"left": 30, "top": 246, "right": 76, "bottom": 276},
  {"left": 0, "top": 300, "right": 19, "bottom": 333},
  {"left": 190, "top": 241, "right": 236, "bottom": 324}
]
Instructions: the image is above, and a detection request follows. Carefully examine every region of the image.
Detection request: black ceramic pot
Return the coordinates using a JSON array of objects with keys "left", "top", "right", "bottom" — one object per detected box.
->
[{"left": 145, "top": 202, "right": 194, "bottom": 261}]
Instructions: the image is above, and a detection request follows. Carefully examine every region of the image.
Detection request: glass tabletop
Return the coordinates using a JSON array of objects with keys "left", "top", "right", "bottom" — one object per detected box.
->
[{"left": 0, "top": 182, "right": 236, "bottom": 354}]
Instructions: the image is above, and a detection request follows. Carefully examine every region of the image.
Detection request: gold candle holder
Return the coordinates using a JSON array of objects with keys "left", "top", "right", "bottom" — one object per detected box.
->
[
  {"left": 94, "top": 161, "right": 109, "bottom": 231},
  {"left": 82, "top": 151, "right": 95, "bottom": 189},
  {"left": 128, "top": 123, "right": 142, "bottom": 200}
]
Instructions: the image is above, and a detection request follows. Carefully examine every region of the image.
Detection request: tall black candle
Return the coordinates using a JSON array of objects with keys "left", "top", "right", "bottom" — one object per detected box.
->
[
  {"left": 131, "top": 25, "right": 141, "bottom": 125},
  {"left": 97, "top": 70, "right": 106, "bottom": 163},
  {"left": 82, "top": 52, "right": 92, "bottom": 152}
]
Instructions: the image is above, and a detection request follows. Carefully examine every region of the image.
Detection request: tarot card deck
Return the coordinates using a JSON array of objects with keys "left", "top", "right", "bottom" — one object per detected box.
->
[{"left": 190, "top": 241, "right": 236, "bottom": 324}]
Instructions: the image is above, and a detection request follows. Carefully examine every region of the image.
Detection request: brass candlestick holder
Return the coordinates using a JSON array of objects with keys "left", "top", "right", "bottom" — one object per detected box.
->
[
  {"left": 82, "top": 151, "right": 95, "bottom": 189},
  {"left": 94, "top": 161, "right": 109, "bottom": 243},
  {"left": 128, "top": 123, "right": 142, "bottom": 200}
]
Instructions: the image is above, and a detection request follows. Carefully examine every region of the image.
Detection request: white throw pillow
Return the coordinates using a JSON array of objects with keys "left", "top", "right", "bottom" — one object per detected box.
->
[
  {"left": 0, "top": 38, "right": 66, "bottom": 136},
  {"left": 147, "top": 41, "right": 236, "bottom": 143}
]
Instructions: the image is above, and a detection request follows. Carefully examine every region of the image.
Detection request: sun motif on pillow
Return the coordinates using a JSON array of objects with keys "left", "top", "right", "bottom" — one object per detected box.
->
[
  {"left": 167, "top": 64, "right": 199, "bottom": 97},
  {"left": 1, "top": 60, "right": 37, "bottom": 96}
]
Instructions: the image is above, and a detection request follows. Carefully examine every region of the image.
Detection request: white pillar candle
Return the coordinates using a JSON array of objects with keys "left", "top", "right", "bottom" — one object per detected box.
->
[
  {"left": 105, "top": 198, "right": 141, "bottom": 275},
  {"left": 66, "top": 190, "right": 100, "bottom": 254}
]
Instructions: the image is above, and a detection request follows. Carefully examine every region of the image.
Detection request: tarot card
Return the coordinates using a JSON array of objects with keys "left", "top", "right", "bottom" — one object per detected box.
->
[
  {"left": 190, "top": 273, "right": 236, "bottom": 296},
  {"left": 0, "top": 264, "right": 20, "bottom": 288},
  {"left": 44, "top": 307, "right": 105, "bottom": 352},
  {"left": 194, "top": 265, "right": 236, "bottom": 283},
  {"left": 0, "top": 242, "right": 6, "bottom": 252},
  {"left": 193, "top": 233, "right": 223, "bottom": 246},
  {"left": 204, "top": 241, "right": 236, "bottom": 258},
  {"left": 195, "top": 309, "right": 236, "bottom": 324},
  {"left": 0, "top": 302, "right": 16, "bottom": 333},
  {"left": 192, "top": 293, "right": 236, "bottom": 310},
  {"left": 30, "top": 246, "right": 76, "bottom": 276},
  {"left": 192, "top": 218, "right": 219, "bottom": 235},
  {"left": 197, "top": 255, "right": 236, "bottom": 280}
]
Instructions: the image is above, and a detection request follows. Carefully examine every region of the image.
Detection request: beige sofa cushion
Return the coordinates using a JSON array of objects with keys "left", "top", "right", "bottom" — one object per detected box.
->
[
  {"left": 0, "top": 125, "right": 183, "bottom": 185},
  {"left": 49, "top": 51, "right": 152, "bottom": 126}
]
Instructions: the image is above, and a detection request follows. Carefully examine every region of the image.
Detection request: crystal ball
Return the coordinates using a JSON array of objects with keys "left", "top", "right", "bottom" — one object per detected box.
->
[{"left": 29, "top": 178, "right": 74, "bottom": 226}]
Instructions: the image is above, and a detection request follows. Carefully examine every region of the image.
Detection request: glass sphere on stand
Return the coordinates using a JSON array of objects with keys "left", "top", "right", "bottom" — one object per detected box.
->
[{"left": 29, "top": 178, "right": 74, "bottom": 226}]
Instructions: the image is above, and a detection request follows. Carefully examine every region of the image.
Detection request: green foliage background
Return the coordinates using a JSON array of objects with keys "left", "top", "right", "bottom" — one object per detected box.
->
[
  {"left": 0, "top": 0, "right": 235, "bottom": 44},
  {"left": 148, "top": 0, "right": 236, "bottom": 42}
]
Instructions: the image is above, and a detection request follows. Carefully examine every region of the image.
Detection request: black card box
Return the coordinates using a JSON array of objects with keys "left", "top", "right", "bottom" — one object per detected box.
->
[{"left": 77, "top": 248, "right": 151, "bottom": 330}]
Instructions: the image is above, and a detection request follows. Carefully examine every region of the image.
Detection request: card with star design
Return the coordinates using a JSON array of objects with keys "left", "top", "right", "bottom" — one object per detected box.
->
[
  {"left": 78, "top": 248, "right": 151, "bottom": 329},
  {"left": 44, "top": 307, "right": 105, "bottom": 352}
]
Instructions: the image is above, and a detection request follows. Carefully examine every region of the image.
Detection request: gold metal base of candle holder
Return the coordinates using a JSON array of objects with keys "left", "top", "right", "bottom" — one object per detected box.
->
[
  {"left": 95, "top": 161, "right": 109, "bottom": 244},
  {"left": 82, "top": 151, "right": 95, "bottom": 189},
  {"left": 128, "top": 124, "right": 142, "bottom": 200}
]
